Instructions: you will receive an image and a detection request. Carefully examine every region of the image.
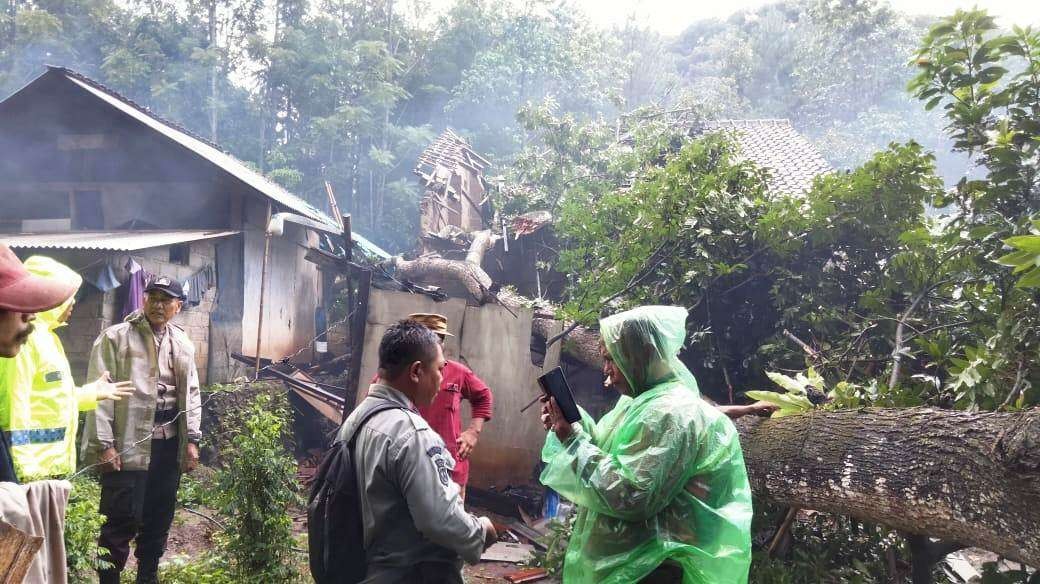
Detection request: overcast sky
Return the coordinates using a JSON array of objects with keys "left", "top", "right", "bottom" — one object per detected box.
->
[{"left": 496, "top": 0, "right": 1040, "bottom": 36}]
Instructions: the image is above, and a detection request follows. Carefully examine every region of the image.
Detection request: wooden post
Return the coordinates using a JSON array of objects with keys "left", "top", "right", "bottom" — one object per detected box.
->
[
  {"left": 342, "top": 267, "right": 372, "bottom": 420},
  {"left": 255, "top": 202, "right": 272, "bottom": 378},
  {"left": 0, "top": 520, "right": 43, "bottom": 583},
  {"left": 342, "top": 214, "right": 353, "bottom": 262}
]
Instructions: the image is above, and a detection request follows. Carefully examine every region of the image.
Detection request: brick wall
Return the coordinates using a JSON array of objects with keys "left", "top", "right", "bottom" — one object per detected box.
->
[{"left": 59, "top": 240, "right": 219, "bottom": 386}]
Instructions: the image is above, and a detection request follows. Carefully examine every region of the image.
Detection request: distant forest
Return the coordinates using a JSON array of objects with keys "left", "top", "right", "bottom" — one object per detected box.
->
[{"left": 0, "top": 0, "right": 961, "bottom": 251}]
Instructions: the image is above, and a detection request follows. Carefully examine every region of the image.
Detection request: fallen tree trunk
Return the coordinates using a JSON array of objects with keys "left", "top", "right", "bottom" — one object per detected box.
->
[
  {"left": 392, "top": 256, "right": 493, "bottom": 304},
  {"left": 466, "top": 229, "right": 501, "bottom": 267},
  {"left": 531, "top": 317, "right": 603, "bottom": 368},
  {"left": 392, "top": 255, "right": 605, "bottom": 367},
  {"left": 736, "top": 407, "right": 1040, "bottom": 567}
]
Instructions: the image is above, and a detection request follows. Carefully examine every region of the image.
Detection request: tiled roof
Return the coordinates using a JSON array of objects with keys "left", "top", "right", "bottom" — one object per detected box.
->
[
  {"left": 693, "top": 119, "right": 832, "bottom": 196},
  {"left": 13, "top": 67, "right": 342, "bottom": 230}
]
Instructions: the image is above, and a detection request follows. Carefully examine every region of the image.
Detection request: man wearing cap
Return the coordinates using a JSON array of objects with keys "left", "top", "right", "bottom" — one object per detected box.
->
[
  {"left": 398, "top": 313, "right": 494, "bottom": 501},
  {"left": 0, "top": 244, "right": 77, "bottom": 484},
  {"left": 81, "top": 276, "right": 202, "bottom": 584}
]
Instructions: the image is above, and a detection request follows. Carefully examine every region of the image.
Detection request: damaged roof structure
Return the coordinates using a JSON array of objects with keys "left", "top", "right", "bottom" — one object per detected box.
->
[
  {"left": 415, "top": 129, "right": 494, "bottom": 252},
  {"left": 344, "top": 120, "right": 836, "bottom": 488}
]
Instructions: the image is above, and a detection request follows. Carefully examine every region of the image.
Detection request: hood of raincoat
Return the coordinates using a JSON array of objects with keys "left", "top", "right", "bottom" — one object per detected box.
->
[
  {"left": 599, "top": 305, "right": 699, "bottom": 397},
  {"left": 24, "top": 256, "right": 82, "bottom": 331}
]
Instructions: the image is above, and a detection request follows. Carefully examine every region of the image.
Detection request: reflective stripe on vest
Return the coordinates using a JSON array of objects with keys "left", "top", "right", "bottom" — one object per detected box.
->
[{"left": 6, "top": 427, "right": 67, "bottom": 446}]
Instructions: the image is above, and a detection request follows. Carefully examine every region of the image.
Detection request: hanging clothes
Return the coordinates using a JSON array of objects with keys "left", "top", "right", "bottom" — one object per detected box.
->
[
  {"left": 121, "top": 258, "right": 147, "bottom": 320},
  {"left": 86, "top": 263, "right": 121, "bottom": 293},
  {"left": 181, "top": 265, "right": 213, "bottom": 308}
]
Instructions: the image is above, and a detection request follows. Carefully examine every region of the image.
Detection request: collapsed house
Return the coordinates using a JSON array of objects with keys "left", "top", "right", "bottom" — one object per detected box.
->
[
  {"left": 0, "top": 66, "right": 386, "bottom": 384},
  {"left": 331, "top": 121, "right": 835, "bottom": 489}
]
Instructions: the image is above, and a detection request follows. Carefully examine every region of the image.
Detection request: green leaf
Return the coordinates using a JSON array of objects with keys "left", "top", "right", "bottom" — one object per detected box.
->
[
  {"left": 745, "top": 391, "right": 814, "bottom": 416},
  {"left": 766, "top": 371, "right": 808, "bottom": 394},
  {"left": 995, "top": 250, "right": 1038, "bottom": 271},
  {"left": 1005, "top": 235, "right": 1040, "bottom": 254},
  {"left": 978, "top": 66, "right": 1009, "bottom": 84},
  {"left": 1014, "top": 266, "right": 1040, "bottom": 288}
]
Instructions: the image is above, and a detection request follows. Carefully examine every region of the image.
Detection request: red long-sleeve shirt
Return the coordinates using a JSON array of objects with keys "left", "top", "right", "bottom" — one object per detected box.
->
[{"left": 369, "top": 360, "right": 493, "bottom": 486}]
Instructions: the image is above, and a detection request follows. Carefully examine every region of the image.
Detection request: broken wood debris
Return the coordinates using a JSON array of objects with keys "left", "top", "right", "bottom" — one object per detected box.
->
[{"left": 504, "top": 567, "right": 549, "bottom": 583}]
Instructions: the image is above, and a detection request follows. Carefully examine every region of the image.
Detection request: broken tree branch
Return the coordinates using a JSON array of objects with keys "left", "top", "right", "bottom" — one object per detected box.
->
[{"left": 889, "top": 280, "right": 950, "bottom": 389}]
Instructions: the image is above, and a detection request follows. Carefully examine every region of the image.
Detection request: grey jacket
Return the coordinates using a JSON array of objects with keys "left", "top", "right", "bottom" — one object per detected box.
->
[
  {"left": 80, "top": 311, "right": 201, "bottom": 471},
  {"left": 345, "top": 384, "right": 486, "bottom": 573}
]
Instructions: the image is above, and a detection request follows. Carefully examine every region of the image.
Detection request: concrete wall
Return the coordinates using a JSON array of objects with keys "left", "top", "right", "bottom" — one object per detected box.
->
[{"left": 355, "top": 289, "right": 562, "bottom": 488}]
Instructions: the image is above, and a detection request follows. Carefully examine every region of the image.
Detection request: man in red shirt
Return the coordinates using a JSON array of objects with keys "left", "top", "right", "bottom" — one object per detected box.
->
[{"left": 371, "top": 313, "right": 493, "bottom": 500}]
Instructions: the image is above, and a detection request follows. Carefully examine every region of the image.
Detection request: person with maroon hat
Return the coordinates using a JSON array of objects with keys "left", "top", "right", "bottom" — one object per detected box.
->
[
  {"left": 0, "top": 244, "right": 76, "bottom": 359},
  {"left": 0, "top": 243, "right": 78, "bottom": 485}
]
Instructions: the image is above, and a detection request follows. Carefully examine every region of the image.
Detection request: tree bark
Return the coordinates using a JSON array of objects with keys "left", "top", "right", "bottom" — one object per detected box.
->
[
  {"left": 392, "top": 256, "right": 494, "bottom": 304},
  {"left": 532, "top": 316, "right": 603, "bottom": 368},
  {"left": 466, "top": 229, "right": 500, "bottom": 267},
  {"left": 736, "top": 407, "right": 1040, "bottom": 567},
  {"left": 389, "top": 256, "right": 604, "bottom": 366}
]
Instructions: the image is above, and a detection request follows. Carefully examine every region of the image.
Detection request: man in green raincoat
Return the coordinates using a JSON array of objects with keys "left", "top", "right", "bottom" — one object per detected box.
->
[
  {"left": 540, "top": 306, "right": 753, "bottom": 584},
  {"left": 0, "top": 256, "right": 133, "bottom": 480}
]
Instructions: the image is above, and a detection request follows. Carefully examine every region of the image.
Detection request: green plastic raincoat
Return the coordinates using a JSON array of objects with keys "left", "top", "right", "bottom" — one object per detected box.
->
[
  {"left": 0, "top": 257, "right": 96, "bottom": 479},
  {"left": 540, "top": 306, "right": 753, "bottom": 584}
]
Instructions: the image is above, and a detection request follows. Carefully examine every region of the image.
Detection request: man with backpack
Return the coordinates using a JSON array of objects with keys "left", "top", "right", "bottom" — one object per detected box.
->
[{"left": 309, "top": 319, "right": 497, "bottom": 584}]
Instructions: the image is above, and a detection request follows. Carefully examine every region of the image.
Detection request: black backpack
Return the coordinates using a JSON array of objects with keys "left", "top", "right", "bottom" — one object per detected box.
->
[{"left": 308, "top": 403, "right": 401, "bottom": 584}]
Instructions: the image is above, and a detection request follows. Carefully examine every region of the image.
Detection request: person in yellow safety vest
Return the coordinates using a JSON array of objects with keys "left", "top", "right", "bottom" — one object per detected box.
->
[{"left": 0, "top": 256, "right": 133, "bottom": 480}]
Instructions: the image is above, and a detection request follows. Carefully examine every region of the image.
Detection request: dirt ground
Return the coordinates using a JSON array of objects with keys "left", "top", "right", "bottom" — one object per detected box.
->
[{"left": 156, "top": 499, "right": 556, "bottom": 583}]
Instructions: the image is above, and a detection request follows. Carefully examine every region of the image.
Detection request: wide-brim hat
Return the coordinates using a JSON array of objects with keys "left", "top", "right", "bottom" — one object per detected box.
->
[
  {"left": 0, "top": 244, "right": 78, "bottom": 312},
  {"left": 408, "top": 313, "right": 453, "bottom": 337}
]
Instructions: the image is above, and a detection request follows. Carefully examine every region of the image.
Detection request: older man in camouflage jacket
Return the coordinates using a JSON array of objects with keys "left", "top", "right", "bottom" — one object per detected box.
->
[{"left": 82, "top": 276, "right": 201, "bottom": 584}]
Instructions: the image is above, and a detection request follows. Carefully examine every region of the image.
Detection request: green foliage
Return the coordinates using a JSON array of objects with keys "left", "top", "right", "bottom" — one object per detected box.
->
[
  {"left": 507, "top": 6, "right": 1040, "bottom": 413},
  {"left": 212, "top": 392, "right": 301, "bottom": 582},
  {"left": 65, "top": 475, "right": 108, "bottom": 583},
  {"left": 996, "top": 223, "right": 1040, "bottom": 289},
  {"left": 673, "top": 0, "right": 956, "bottom": 175},
  {"left": 155, "top": 555, "right": 235, "bottom": 584},
  {"left": 528, "top": 515, "right": 575, "bottom": 577},
  {"left": 177, "top": 470, "right": 217, "bottom": 508}
]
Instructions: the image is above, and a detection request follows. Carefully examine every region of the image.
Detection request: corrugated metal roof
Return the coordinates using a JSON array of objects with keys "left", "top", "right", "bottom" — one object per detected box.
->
[
  {"left": 48, "top": 66, "right": 341, "bottom": 232},
  {"left": 1, "top": 230, "right": 240, "bottom": 251},
  {"left": 695, "top": 119, "right": 832, "bottom": 196},
  {"left": 352, "top": 232, "right": 391, "bottom": 259}
]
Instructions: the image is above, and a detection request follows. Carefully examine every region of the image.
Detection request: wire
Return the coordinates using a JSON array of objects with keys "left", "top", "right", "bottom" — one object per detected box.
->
[{"left": 67, "top": 308, "right": 356, "bottom": 480}]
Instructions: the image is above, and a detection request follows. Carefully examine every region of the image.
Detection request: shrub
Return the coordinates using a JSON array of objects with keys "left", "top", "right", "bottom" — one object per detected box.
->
[{"left": 213, "top": 392, "right": 301, "bottom": 582}]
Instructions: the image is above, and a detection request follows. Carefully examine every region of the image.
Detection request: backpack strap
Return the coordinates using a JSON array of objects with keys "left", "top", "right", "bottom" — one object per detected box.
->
[{"left": 343, "top": 402, "right": 405, "bottom": 449}]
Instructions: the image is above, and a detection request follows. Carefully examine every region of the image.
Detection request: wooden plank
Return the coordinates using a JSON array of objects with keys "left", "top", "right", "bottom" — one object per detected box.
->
[
  {"left": 0, "top": 520, "right": 43, "bottom": 584},
  {"left": 343, "top": 268, "right": 372, "bottom": 421},
  {"left": 504, "top": 568, "right": 548, "bottom": 583}
]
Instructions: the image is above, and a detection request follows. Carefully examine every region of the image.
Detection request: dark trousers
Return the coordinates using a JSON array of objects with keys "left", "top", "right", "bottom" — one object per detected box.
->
[
  {"left": 362, "top": 560, "right": 465, "bottom": 584},
  {"left": 97, "top": 438, "right": 181, "bottom": 581}
]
